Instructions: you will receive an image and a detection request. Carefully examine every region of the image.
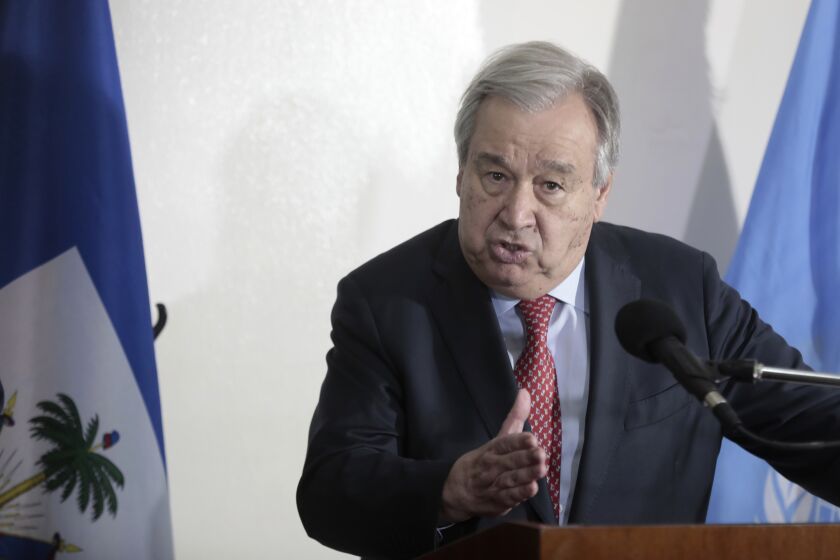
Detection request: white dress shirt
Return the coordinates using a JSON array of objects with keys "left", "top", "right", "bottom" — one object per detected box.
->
[{"left": 490, "top": 258, "right": 590, "bottom": 524}]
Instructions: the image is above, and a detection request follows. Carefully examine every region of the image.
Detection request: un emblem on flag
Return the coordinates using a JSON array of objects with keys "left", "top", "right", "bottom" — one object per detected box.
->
[{"left": 761, "top": 471, "right": 840, "bottom": 523}]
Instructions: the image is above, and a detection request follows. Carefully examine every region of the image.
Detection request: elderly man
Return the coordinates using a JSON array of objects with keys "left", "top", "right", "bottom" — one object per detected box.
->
[{"left": 297, "top": 42, "right": 840, "bottom": 559}]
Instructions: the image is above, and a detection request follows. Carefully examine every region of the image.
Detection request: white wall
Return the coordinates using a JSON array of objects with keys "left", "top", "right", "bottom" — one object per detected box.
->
[{"left": 110, "top": 1, "right": 809, "bottom": 558}]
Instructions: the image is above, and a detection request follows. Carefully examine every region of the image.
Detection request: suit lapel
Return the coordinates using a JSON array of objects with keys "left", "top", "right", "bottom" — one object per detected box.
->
[
  {"left": 428, "top": 223, "right": 556, "bottom": 523},
  {"left": 429, "top": 224, "right": 517, "bottom": 439},
  {"left": 568, "top": 224, "right": 641, "bottom": 521}
]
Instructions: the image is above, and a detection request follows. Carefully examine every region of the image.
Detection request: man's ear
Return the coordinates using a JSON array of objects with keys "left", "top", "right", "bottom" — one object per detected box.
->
[
  {"left": 456, "top": 169, "right": 463, "bottom": 197},
  {"left": 593, "top": 173, "right": 613, "bottom": 222}
]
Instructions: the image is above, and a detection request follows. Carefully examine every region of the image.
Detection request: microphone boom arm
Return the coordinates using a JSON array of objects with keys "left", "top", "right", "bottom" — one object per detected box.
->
[{"left": 713, "top": 359, "right": 840, "bottom": 389}]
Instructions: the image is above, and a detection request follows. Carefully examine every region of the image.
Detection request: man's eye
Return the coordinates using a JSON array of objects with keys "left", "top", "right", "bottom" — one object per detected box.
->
[
  {"left": 488, "top": 172, "right": 506, "bottom": 182},
  {"left": 545, "top": 181, "right": 564, "bottom": 192}
]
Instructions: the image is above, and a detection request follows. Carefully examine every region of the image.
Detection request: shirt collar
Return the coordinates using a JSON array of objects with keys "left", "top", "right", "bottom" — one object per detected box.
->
[{"left": 490, "top": 257, "right": 587, "bottom": 316}]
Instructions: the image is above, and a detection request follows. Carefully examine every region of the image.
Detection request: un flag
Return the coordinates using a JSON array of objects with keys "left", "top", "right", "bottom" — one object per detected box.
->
[{"left": 707, "top": 0, "right": 840, "bottom": 524}]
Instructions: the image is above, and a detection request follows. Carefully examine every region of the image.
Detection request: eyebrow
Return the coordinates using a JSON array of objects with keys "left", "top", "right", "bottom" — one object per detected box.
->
[
  {"left": 536, "top": 158, "right": 576, "bottom": 175},
  {"left": 473, "top": 152, "right": 576, "bottom": 175},
  {"left": 474, "top": 152, "right": 511, "bottom": 168}
]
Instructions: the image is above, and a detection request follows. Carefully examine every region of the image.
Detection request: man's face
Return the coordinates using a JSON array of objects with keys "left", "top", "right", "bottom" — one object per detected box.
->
[{"left": 457, "top": 94, "right": 611, "bottom": 300}]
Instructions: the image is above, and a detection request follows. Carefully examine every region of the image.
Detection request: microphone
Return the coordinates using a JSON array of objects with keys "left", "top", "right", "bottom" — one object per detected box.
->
[
  {"left": 614, "top": 299, "right": 742, "bottom": 433},
  {"left": 615, "top": 299, "right": 840, "bottom": 451}
]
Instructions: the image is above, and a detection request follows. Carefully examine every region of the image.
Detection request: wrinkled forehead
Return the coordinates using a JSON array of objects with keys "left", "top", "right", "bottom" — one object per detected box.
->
[{"left": 467, "top": 94, "right": 600, "bottom": 169}]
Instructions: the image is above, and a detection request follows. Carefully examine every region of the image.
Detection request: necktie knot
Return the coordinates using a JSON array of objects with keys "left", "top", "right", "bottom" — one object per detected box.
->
[{"left": 517, "top": 294, "right": 555, "bottom": 338}]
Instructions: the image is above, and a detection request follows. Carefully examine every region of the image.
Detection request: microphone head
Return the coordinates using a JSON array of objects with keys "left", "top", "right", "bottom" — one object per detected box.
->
[{"left": 615, "top": 299, "right": 687, "bottom": 362}]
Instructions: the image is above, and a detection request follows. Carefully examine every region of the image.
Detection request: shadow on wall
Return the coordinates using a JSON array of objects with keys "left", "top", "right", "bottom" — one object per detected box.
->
[
  {"left": 170, "top": 91, "right": 371, "bottom": 381},
  {"left": 685, "top": 130, "right": 738, "bottom": 273},
  {"left": 153, "top": 92, "right": 373, "bottom": 556},
  {"left": 605, "top": 0, "right": 739, "bottom": 273}
]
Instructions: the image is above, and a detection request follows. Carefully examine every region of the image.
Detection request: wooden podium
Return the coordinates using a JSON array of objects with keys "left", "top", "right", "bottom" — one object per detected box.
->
[{"left": 419, "top": 522, "right": 840, "bottom": 560}]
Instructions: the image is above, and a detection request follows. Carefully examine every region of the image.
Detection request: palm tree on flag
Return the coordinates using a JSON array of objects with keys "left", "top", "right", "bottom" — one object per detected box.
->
[{"left": 0, "top": 393, "right": 124, "bottom": 520}]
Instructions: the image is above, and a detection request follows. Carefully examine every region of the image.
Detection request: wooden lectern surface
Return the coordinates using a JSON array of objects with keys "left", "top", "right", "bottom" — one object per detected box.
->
[{"left": 420, "top": 522, "right": 840, "bottom": 560}]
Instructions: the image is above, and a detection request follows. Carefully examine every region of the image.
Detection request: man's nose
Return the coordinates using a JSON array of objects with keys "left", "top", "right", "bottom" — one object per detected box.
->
[{"left": 498, "top": 182, "right": 537, "bottom": 230}]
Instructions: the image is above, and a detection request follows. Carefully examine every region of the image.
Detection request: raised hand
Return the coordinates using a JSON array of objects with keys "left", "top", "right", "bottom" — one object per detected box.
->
[{"left": 439, "top": 389, "right": 547, "bottom": 522}]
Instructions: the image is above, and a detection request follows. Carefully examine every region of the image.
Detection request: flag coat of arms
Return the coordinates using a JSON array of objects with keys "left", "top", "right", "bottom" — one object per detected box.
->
[{"left": 0, "top": 1, "right": 174, "bottom": 557}]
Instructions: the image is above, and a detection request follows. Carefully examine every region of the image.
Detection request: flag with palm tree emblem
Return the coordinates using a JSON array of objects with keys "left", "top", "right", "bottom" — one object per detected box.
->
[{"left": 0, "top": 1, "right": 173, "bottom": 558}]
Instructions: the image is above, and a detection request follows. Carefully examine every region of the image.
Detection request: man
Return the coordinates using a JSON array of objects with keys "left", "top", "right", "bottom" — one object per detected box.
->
[{"left": 297, "top": 42, "right": 840, "bottom": 559}]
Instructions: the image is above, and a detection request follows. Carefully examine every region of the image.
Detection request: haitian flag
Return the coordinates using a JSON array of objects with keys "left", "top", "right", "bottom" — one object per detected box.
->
[
  {"left": 706, "top": 0, "right": 840, "bottom": 524},
  {"left": 0, "top": 1, "right": 174, "bottom": 557}
]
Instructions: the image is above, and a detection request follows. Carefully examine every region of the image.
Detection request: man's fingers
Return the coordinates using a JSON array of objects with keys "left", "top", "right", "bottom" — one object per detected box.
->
[
  {"left": 505, "top": 446, "right": 546, "bottom": 471},
  {"left": 498, "top": 389, "right": 531, "bottom": 436},
  {"left": 490, "top": 431, "right": 540, "bottom": 456},
  {"left": 495, "top": 462, "right": 547, "bottom": 489},
  {"left": 474, "top": 445, "right": 546, "bottom": 487},
  {"left": 482, "top": 443, "right": 544, "bottom": 472},
  {"left": 474, "top": 433, "right": 542, "bottom": 483},
  {"left": 495, "top": 481, "right": 540, "bottom": 508}
]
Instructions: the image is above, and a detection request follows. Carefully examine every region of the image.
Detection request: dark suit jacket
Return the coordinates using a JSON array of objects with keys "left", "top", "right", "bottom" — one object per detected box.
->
[{"left": 297, "top": 220, "right": 840, "bottom": 559}]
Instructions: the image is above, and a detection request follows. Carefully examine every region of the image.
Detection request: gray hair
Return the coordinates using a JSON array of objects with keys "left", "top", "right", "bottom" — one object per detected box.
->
[{"left": 454, "top": 41, "right": 620, "bottom": 188}]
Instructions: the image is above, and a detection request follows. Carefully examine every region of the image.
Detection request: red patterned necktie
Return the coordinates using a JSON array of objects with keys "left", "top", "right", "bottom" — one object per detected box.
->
[{"left": 513, "top": 295, "right": 561, "bottom": 520}]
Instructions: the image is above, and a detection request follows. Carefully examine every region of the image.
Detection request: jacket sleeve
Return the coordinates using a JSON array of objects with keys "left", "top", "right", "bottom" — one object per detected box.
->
[
  {"left": 702, "top": 252, "right": 840, "bottom": 504},
  {"left": 297, "top": 274, "right": 454, "bottom": 559}
]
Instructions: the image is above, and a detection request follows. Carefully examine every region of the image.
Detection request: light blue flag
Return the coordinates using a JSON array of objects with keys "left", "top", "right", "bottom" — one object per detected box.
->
[
  {"left": 706, "top": 0, "right": 840, "bottom": 524},
  {"left": 0, "top": 1, "right": 174, "bottom": 557}
]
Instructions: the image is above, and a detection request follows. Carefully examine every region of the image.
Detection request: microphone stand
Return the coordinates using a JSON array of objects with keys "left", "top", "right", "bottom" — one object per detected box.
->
[
  {"left": 658, "top": 356, "right": 840, "bottom": 451},
  {"left": 613, "top": 298, "right": 840, "bottom": 450},
  {"left": 712, "top": 359, "right": 840, "bottom": 389}
]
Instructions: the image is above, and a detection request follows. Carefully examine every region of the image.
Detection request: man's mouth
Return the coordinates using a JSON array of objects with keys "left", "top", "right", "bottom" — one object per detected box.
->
[{"left": 490, "top": 240, "right": 531, "bottom": 264}]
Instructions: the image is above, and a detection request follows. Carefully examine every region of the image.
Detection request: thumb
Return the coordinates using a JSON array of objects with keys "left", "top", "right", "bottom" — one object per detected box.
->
[{"left": 499, "top": 389, "right": 530, "bottom": 436}]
